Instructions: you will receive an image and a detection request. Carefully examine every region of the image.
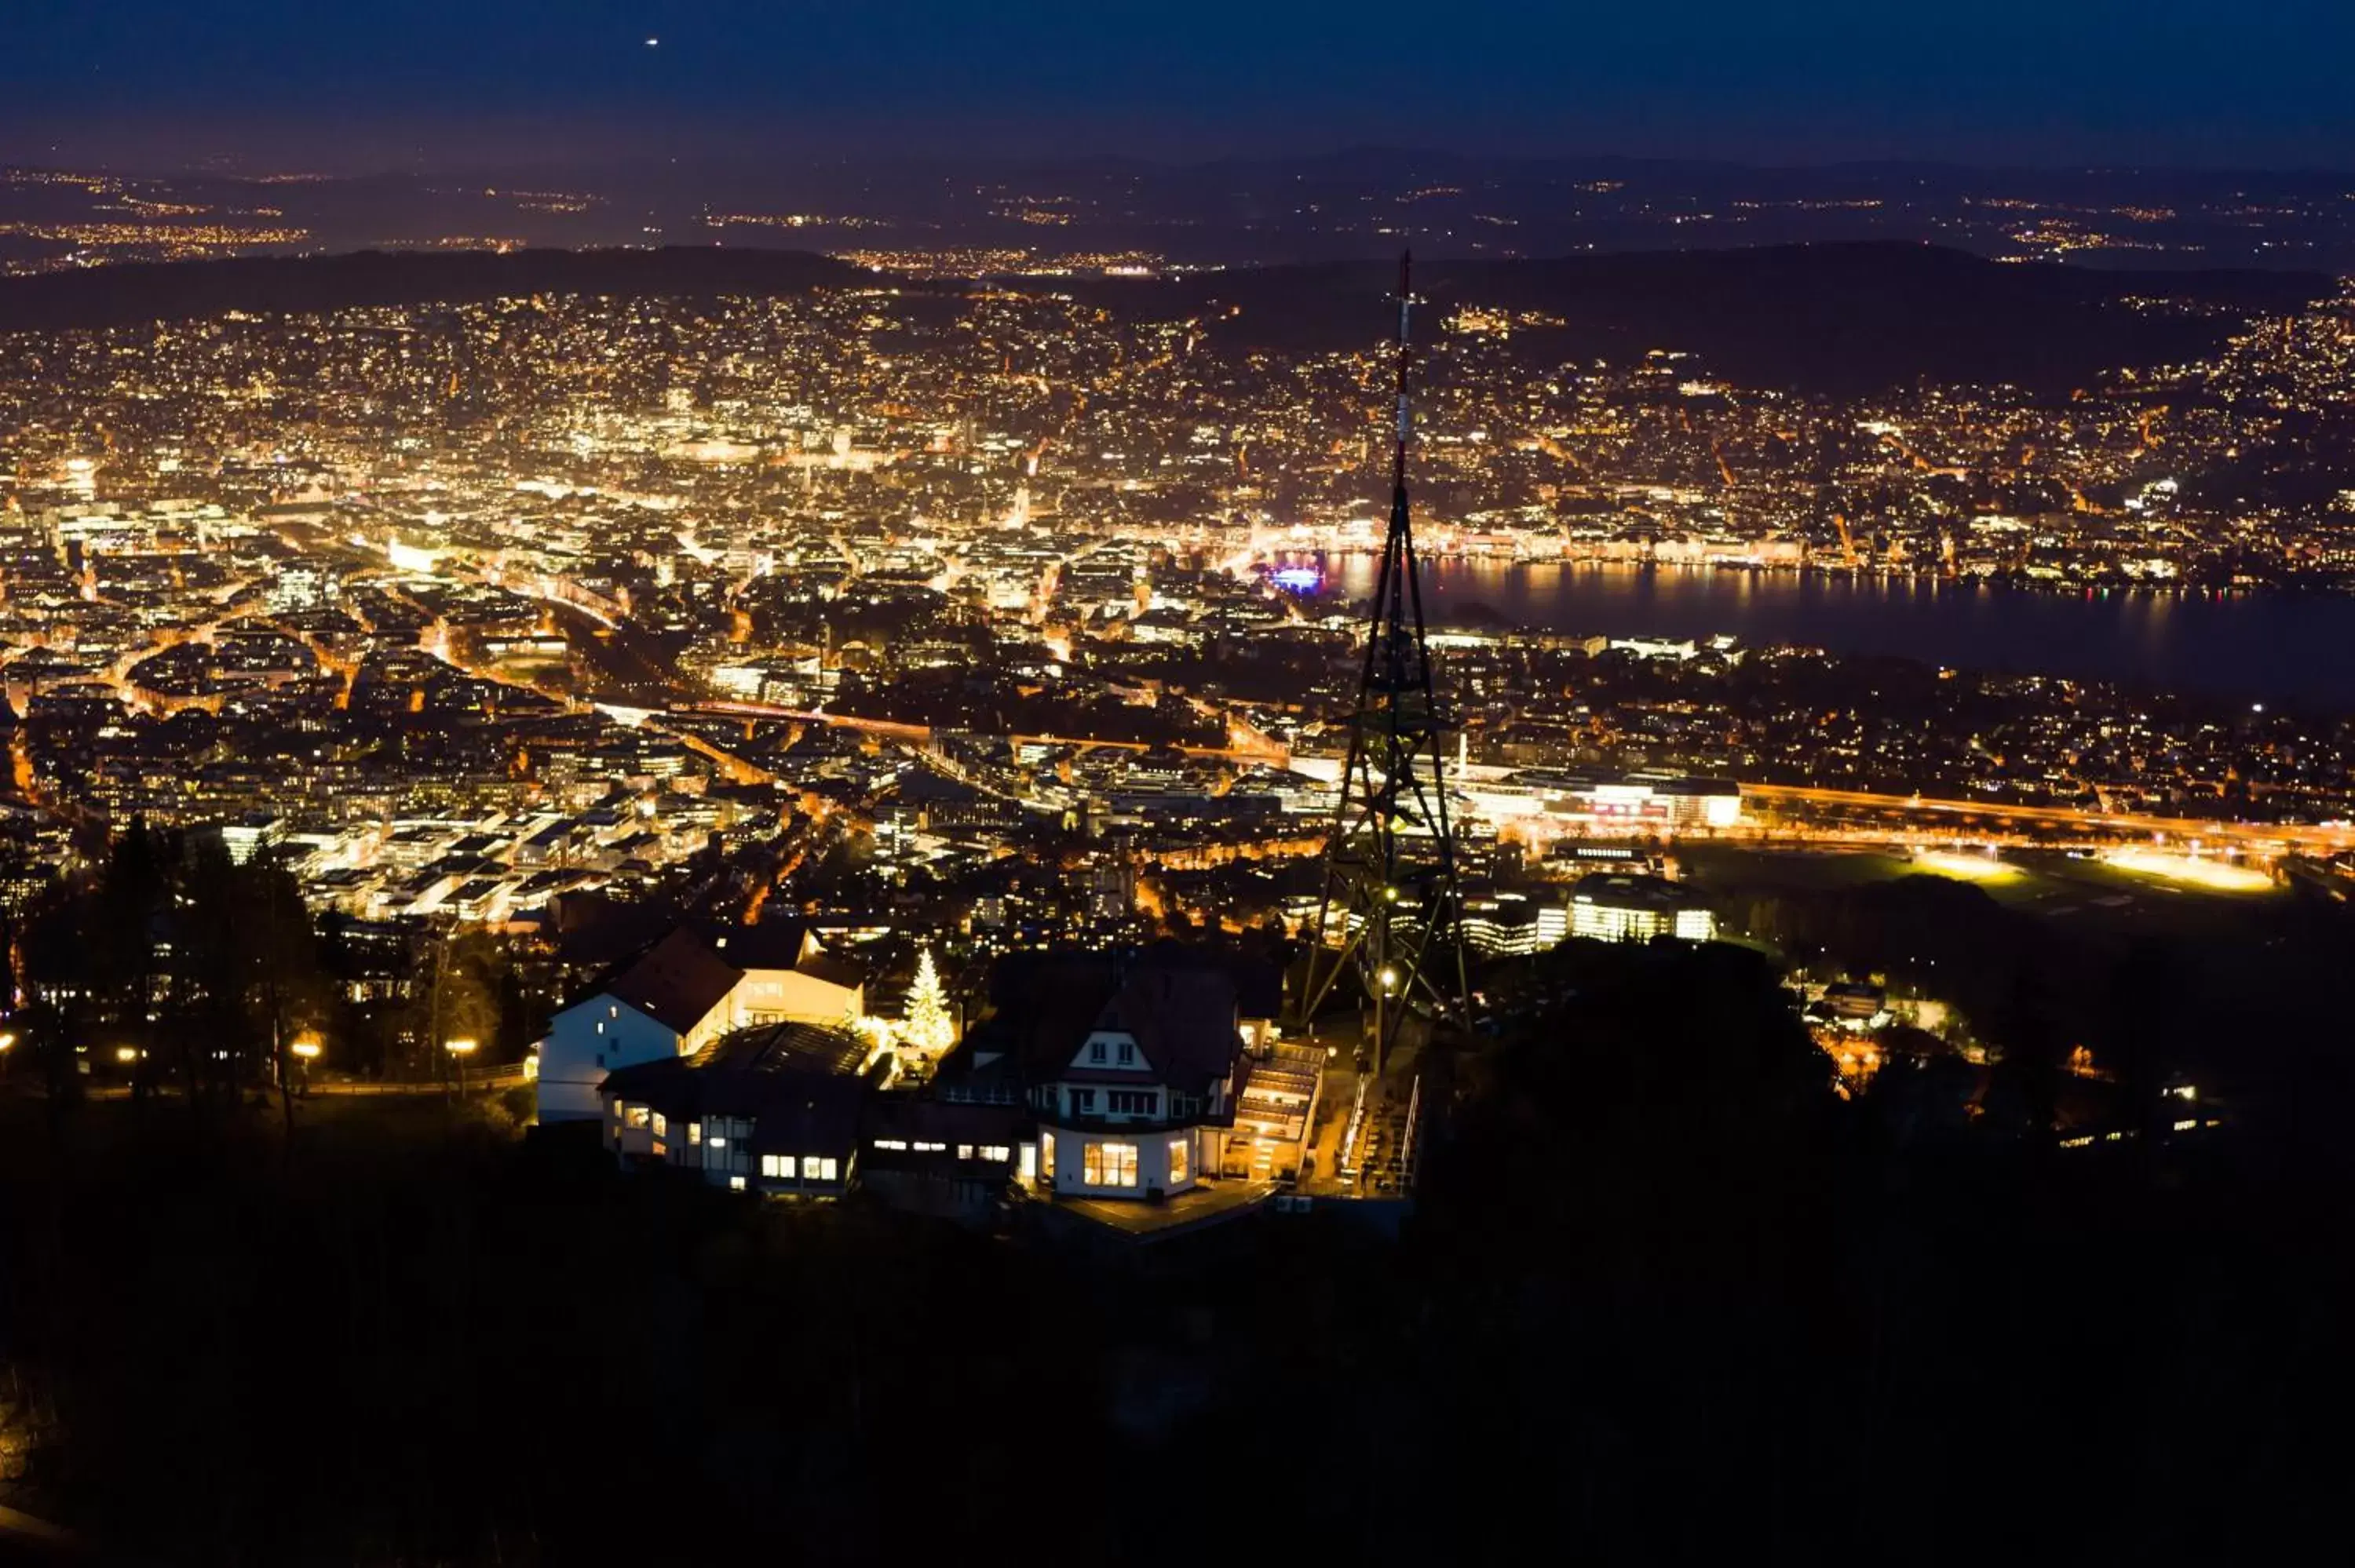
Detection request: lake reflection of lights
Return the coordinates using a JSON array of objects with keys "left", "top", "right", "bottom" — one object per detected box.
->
[{"left": 1271, "top": 567, "right": 1322, "bottom": 593}]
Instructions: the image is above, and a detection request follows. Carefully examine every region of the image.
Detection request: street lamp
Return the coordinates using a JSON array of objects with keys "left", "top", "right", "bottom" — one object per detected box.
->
[
  {"left": 291, "top": 1032, "right": 322, "bottom": 1094},
  {"left": 0, "top": 1031, "right": 14, "bottom": 1083},
  {"left": 445, "top": 1037, "right": 477, "bottom": 1097}
]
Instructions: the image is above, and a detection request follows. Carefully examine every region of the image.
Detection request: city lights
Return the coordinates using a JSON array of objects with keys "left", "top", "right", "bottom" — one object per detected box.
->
[{"left": 7, "top": 16, "right": 2355, "bottom": 1563}]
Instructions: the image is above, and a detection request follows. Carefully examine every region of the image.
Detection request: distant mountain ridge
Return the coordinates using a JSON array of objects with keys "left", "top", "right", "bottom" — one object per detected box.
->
[
  {"left": 0, "top": 241, "right": 2324, "bottom": 395},
  {"left": 1070, "top": 242, "right": 2329, "bottom": 394},
  {"left": 0, "top": 246, "right": 868, "bottom": 334}
]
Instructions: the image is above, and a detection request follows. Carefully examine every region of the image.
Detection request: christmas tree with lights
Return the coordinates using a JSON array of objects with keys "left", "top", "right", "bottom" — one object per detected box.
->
[{"left": 901, "top": 946, "right": 956, "bottom": 1057}]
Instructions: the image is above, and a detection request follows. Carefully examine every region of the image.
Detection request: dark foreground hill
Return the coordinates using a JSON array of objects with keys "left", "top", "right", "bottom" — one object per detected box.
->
[{"left": 0, "top": 240, "right": 2324, "bottom": 396}]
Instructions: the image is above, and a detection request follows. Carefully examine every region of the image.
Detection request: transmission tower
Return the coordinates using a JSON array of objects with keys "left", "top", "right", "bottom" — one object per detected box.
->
[{"left": 1299, "top": 252, "right": 1469, "bottom": 1074}]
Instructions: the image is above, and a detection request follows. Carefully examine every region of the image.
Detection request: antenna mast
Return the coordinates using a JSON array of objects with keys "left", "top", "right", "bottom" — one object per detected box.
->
[{"left": 1298, "top": 252, "right": 1470, "bottom": 1075}]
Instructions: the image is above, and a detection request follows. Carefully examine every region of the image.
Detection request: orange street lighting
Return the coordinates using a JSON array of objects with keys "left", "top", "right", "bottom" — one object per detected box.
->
[
  {"left": 0, "top": 1031, "right": 16, "bottom": 1053},
  {"left": 114, "top": 1045, "right": 139, "bottom": 1064},
  {"left": 290, "top": 1038, "right": 322, "bottom": 1060},
  {"left": 445, "top": 1036, "right": 479, "bottom": 1096}
]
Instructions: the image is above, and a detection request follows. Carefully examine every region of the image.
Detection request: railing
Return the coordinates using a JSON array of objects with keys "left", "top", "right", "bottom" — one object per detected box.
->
[
  {"left": 1337, "top": 1073, "right": 1371, "bottom": 1179},
  {"left": 1398, "top": 1073, "right": 1424, "bottom": 1187}
]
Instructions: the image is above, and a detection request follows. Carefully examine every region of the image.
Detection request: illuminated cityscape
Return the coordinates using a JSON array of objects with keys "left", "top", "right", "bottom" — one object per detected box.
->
[{"left": 5, "top": 3, "right": 2355, "bottom": 1561}]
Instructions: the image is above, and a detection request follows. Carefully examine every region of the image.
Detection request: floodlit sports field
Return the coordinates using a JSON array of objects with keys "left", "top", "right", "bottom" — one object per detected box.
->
[{"left": 2099, "top": 848, "right": 2277, "bottom": 892}]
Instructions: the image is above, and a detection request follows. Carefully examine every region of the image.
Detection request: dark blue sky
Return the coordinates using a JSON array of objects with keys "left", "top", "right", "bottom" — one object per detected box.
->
[{"left": 8, "top": 0, "right": 2352, "bottom": 171}]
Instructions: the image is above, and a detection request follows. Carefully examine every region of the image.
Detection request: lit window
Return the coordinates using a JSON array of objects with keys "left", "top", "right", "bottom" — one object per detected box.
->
[
  {"left": 871, "top": 1138, "right": 909, "bottom": 1150},
  {"left": 709, "top": 1136, "right": 725, "bottom": 1149},
  {"left": 914, "top": 1140, "right": 946, "bottom": 1153},
  {"left": 651, "top": 1113, "right": 666, "bottom": 1139},
  {"left": 1082, "top": 1142, "right": 1138, "bottom": 1188},
  {"left": 956, "top": 1143, "right": 976, "bottom": 1160},
  {"left": 1168, "top": 1138, "right": 1189, "bottom": 1185},
  {"left": 623, "top": 1104, "right": 650, "bottom": 1129},
  {"left": 687, "top": 1122, "right": 701, "bottom": 1146},
  {"left": 760, "top": 1154, "right": 788, "bottom": 1179},
  {"left": 802, "top": 1156, "right": 838, "bottom": 1182},
  {"left": 1041, "top": 1131, "right": 1056, "bottom": 1178},
  {"left": 981, "top": 1144, "right": 1011, "bottom": 1163},
  {"left": 729, "top": 1175, "right": 746, "bottom": 1191}
]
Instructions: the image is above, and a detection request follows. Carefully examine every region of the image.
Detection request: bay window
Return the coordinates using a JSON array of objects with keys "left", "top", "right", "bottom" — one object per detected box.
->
[{"left": 1082, "top": 1141, "right": 1138, "bottom": 1188}]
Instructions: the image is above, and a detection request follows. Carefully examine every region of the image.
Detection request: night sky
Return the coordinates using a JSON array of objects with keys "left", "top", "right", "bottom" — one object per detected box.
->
[{"left": 7, "top": 0, "right": 2353, "bottom": 171}]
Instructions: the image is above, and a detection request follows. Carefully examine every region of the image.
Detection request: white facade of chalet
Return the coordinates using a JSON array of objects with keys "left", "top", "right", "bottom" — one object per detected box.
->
[{"left": 1030, "top": 1023, "right": 1236, "bottom": 1200}]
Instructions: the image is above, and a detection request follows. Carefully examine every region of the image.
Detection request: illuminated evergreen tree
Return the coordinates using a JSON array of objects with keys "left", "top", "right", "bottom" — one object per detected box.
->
[{"left": 901, "top": 946, "right": 956, "bottom": 1056}]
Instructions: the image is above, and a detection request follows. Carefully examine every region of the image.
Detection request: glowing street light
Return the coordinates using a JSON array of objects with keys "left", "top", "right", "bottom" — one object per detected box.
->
[
  {"left": 290, "top": 1030, "right": 323, "bottom": 1094},
  {"left": 445, "top": 1037, "right": 478, "bottom": 1096}
]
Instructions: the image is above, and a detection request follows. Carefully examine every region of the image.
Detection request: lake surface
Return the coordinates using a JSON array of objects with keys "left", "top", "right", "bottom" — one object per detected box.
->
[{"left": 1304, "top": 556, "right": 2355, "bottom": 713}]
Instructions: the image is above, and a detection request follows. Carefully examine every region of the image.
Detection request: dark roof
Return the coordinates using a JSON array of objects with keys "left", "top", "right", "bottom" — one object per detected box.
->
[
  {"left": 1570, "top": 871, "right": 1709, "bottom": 912},
  {"left": 546, "top": 889, "right": 685, "bottom": 968},
  {"left": 708, "top": 1019, "right": 874, "bottom": 1078},
  {"left": 987, "top": 940, "right": 1280, "bottom": 1018},
  {"left": 688, "top": 916, "right": 867, "bottom": 990},
  {"left": 601, "top": 928, "right": 743, "bottom": 1032},
  {"left": 601, "top": 1020, "right": 874, "bottom": 1153},
  {"left": 796, "top": 949, "right": 867, "bottom": 990},
  {"left": 863, "top": 1096, "right": 1024, "bottom": 1145},
  {"left": 691, "top": 915, "right": 809, "bottom": 972},
  {"left": 1085, "top": 966, "right": 1241, "bottom": 1092},
  {"left": 980, "top": 950, "right": 1245, "bottom": 1096}
]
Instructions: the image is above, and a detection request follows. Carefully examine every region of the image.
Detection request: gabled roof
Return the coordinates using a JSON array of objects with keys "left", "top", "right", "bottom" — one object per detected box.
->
[
  {"left": 978, "top": 949, "right": 1246, "bottom": 1096},
  {"left": 598, "top": 928, "right": 743, "bottom": 1034},
  {"left": 1078, "top": 965, "right": 1242, "bottom": 1093}
]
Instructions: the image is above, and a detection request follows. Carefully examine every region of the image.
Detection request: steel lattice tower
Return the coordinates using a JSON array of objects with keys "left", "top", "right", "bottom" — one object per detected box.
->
[{"left": 1300, "top": 253, "right": 1469, "bottom": 1073}]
